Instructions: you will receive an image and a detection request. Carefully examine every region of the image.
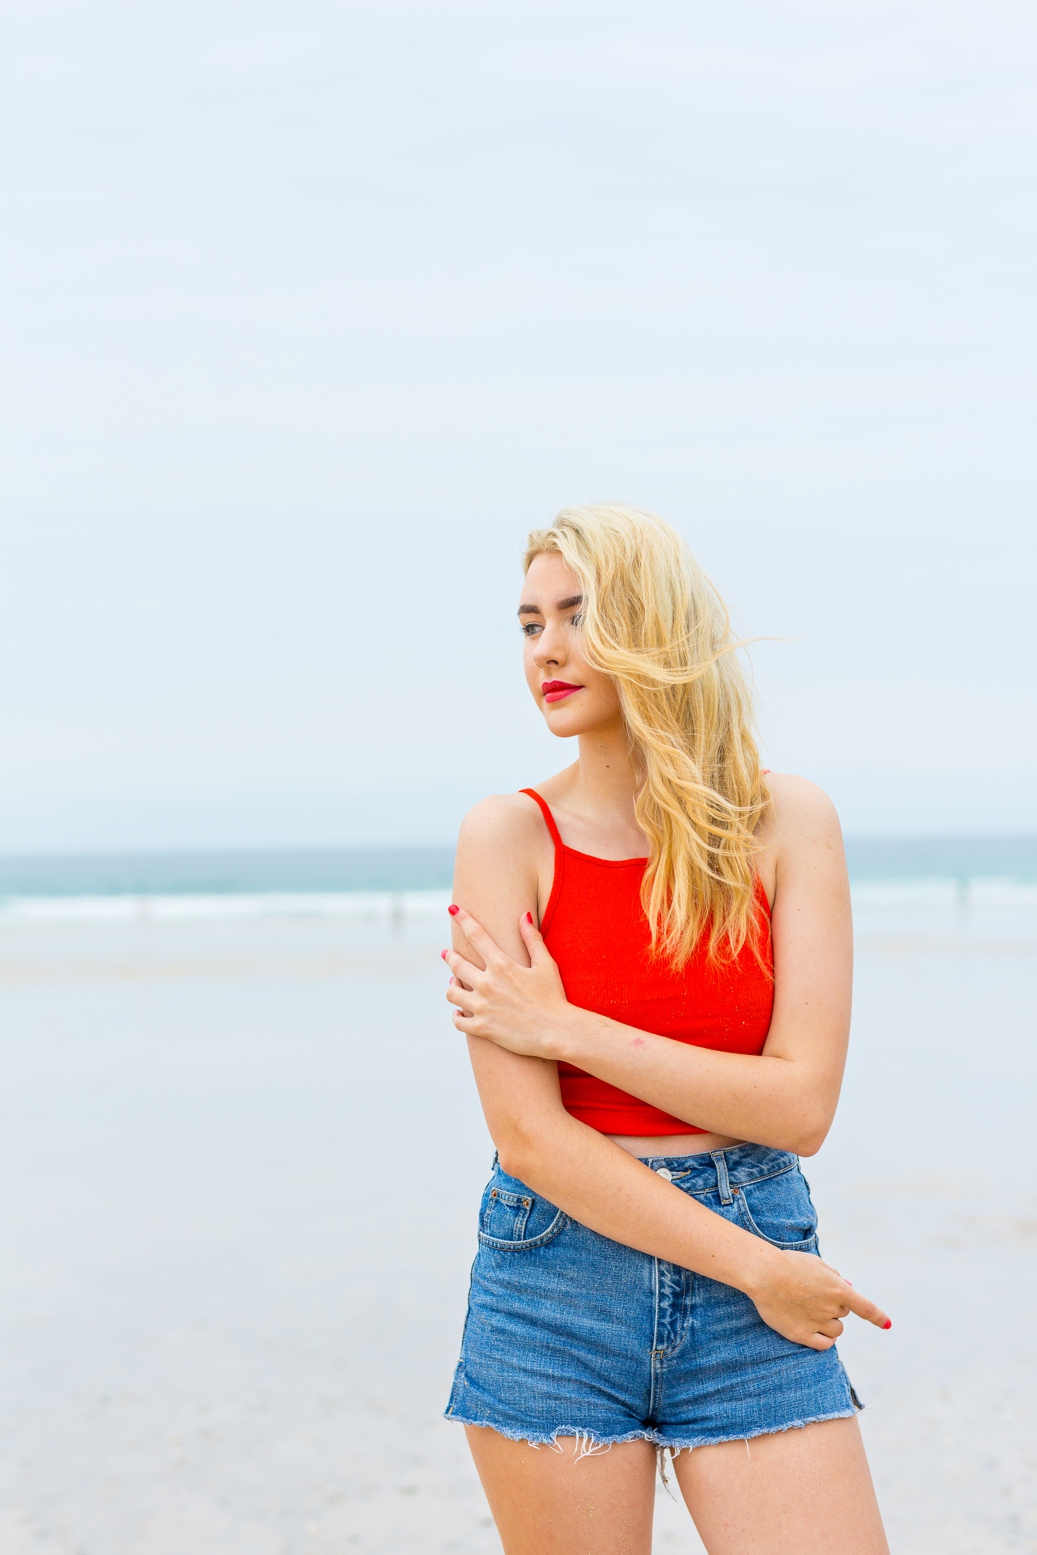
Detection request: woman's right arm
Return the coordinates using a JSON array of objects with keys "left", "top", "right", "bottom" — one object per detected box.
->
[{"left": 450, "top": 799, "right": 889, "bottom": 1350}]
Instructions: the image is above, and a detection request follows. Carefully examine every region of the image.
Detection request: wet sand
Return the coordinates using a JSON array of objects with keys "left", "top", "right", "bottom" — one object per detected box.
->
[{"left": 0, "top": 906, "right": 1034, "bottom": 1552}]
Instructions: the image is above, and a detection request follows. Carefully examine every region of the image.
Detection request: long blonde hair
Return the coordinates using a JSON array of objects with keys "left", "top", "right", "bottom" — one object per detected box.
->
[{"left": 525, "top": 505, "right": 771, "bottom": 968}]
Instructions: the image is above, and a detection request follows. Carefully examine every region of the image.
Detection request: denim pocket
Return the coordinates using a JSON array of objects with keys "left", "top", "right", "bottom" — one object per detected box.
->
[
  {"left": 478, "top": 1170, "right": 569, "bottom": 1250},
  {"left": 735, "top": 1167, "right": 818, "bottom": 1251}
]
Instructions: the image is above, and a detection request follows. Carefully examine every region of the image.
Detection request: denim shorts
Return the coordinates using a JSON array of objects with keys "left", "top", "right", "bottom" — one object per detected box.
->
[{"left": 446, "top": 1142, "right": 862, "bottom": 1450}]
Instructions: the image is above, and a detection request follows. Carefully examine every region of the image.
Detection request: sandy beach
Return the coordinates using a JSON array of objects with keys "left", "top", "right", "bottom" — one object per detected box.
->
[{"left": 0, "top": 901, "right": 1034, "bottom": 1553}]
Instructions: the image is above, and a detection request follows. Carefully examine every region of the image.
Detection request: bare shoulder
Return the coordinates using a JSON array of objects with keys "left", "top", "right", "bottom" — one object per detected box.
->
[
  {"left": 457, "top": 792, "right": 548, "bottom": 858},
  {"left": 764, "top": 772, "right": 842, "bottom": 838},
  {"left": 759, "top": 772, "right": 846, "bottom": 876},
  {"left": 454, "top": 792, "right": 553, "bottom": 900},
  {"left": 453, "top": 794, "right": 550, "bottom": 959}
]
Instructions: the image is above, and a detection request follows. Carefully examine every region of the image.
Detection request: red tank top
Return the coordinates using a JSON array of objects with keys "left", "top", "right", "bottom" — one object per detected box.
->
[{"left": 520, "top": 789, "right": 774, "bottom": 1136}]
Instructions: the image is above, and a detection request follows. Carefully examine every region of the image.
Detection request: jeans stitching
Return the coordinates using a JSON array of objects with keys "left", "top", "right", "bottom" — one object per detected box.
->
[
  {"left": 682, "top": 1161, "right": 797, "bottom": 1199},
  {"left": 482, "top": 1188, "right": 532, "bottom": 1240},
  {"left": 477, "top": 1209, "right": 570, "bottom": 1251},
  {"left": 735, "top": 1188, "right": 818, "bottom": 1250}
]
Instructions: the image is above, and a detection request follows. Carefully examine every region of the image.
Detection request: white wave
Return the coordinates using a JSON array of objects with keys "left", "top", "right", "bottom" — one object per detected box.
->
[
  {"left": 2, "top": 878, "right": 1036, "bottom": 925},
  {"left": 0, "top": 889, "right": 454, "bottom": 923},
  {"left": 851, "top": 878, "right": 1037, "bottom": 910}
]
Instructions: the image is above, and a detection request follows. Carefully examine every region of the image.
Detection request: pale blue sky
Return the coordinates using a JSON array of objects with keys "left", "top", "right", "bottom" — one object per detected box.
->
[{"left": 1, "top": 1, "right": 1034, "bottom": 847}]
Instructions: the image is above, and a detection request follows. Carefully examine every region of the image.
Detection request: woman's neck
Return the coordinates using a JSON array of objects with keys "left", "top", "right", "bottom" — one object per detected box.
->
[
  {"left": 568, "top": 727, "right": 639, "bottom": 824},
  {"left": 536, "top": 728, "right": 646, "bottom": 857}
]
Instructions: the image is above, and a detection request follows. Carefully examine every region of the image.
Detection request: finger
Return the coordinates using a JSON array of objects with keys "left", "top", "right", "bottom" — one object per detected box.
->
[
  {"left": 448, "top": 905, "right": 505, "bottom": 966},
  {"left": 800, "top": 1332, "right": 835, "bottom": 1352},
  {"left": 441, "top": 948, "right": 483, "bottom": 985},
  {"left": 518, "top": 909, "right": 550, "bottom": 963},
  {"left": 842, "top": 1285, "right": 891, "bottom": 1330},
  {"left": 445, "top": 980, "right": 479, "bottom": 1012},
  {"left": 450, "top": 980, "right": 474, "bottom": 1019},
  {"left": 816, "top": 1318, "right": 845, "bottom": 1340}
]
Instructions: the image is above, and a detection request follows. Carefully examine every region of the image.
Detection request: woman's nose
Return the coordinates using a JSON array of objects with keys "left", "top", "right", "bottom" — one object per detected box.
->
[{"left": 533, "top": 632, "right": 564, "bottom": 668}]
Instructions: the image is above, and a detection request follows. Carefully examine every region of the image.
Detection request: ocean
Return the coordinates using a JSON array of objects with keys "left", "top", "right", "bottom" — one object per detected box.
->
[
  {"left": 0, "top": 839, "right": 1034, "bottom": 1552},
  {"left": 2, "top": 836, "right": 1036, "bottom": 923}
]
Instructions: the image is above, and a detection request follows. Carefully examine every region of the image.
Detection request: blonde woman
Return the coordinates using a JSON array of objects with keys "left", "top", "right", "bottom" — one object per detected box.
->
[{"left": 442, "top": 507, "right": 890, "bottom": 1555}]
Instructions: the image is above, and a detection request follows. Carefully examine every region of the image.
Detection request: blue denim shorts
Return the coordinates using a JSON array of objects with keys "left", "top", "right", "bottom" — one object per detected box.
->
[{"left": 446, "top": 1142, "right": 862, "bottom": 1450}]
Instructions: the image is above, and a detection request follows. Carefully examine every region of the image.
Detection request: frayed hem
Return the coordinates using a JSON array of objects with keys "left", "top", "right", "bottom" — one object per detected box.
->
[
  {"left": 443, "top": 1406, "right": 859, "bottom": 1455},
  {"left": 443, "top": 1413, "right": 656, "bottom": 1453},
  {"left": 658, "top": 1406, "right": 860, "bottom": 1454}
]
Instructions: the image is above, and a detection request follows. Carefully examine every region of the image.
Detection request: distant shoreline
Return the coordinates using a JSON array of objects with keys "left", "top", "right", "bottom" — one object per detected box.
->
[{"left": 0, "top": 837, "right": 1036, "bottom": 902}]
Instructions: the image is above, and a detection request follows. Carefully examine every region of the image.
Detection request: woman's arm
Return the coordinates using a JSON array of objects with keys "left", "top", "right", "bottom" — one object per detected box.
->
[
  {"left": 449, "top": 777, "right": 851, "bottom": 1157},
  {"left": 449, "top": 796, "right": 887, "bottom": 1350}
]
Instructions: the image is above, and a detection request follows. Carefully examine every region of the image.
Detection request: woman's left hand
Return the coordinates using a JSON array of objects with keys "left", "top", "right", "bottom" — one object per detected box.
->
[{"left": 443, "top": 906, "right": 573, "bottom": 1059}]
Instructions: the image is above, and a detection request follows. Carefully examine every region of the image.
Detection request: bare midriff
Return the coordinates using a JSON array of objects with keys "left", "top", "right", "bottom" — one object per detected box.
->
[{"left": 608, "top": 1131, "right": 744, "bottom": 1158}]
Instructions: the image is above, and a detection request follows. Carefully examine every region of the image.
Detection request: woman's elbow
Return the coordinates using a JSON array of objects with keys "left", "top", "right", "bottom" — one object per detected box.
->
[
  {"left": 495, "top": 1141, "right": 530, "bottom": 1179},
  {"left": 792, "top": 1108, "right": 835, "bottom": 1158},
  {"left": 492, "top": 1118, "right": 561, "bottom": 1181}
]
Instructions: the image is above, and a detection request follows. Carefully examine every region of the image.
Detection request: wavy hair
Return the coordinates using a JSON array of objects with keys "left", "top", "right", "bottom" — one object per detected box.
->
[{"left": 525, "top": 505, "right": 771, "bottom": 968}]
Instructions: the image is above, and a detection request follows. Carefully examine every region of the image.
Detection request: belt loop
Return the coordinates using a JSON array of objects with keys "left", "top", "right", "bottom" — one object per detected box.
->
[{"left": 711, "top": 1149, "right": 733, "bottom": 1205}]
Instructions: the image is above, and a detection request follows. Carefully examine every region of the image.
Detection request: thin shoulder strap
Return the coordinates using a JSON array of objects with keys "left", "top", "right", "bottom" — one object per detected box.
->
[{"left": 519, "top": 788, "right": 564, "bottom": 851}]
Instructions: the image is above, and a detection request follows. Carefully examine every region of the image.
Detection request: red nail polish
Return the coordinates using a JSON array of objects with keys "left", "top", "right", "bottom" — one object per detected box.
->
[
  {"left": 882, "top": 1320, "right": 892, "bottom": 1330},
  {"left": 448, "top": 904, "right": 459, "bottom": 916},
  {"left": 525, "top": 911, "right": 534, "bottom": 924},
  {"left": 440, "top": 949, "right": 448, "bottom": 960}
]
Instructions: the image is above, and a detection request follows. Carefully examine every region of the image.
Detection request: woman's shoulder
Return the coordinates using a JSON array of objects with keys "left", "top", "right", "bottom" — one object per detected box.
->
[
  {"left": 454, "top": 792, "right": 555, "bottom": 905},
  {"left": 763, "top": 771, "right": 840, "bottom": 825},
  {"left": 758, "top": 772, "right": 845, "bottom": 867},
  {"left": 456, "top": 790, "right": 553, "bottom": 856}
]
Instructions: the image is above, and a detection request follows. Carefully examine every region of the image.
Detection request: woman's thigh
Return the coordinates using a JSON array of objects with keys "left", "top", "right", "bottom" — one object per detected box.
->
[
  {"left": 672, "top": 1416, "right": 888, "bottom": 1555},
  {"left": 465, "top": 1426, "right": 658, "bottom": 1555}
]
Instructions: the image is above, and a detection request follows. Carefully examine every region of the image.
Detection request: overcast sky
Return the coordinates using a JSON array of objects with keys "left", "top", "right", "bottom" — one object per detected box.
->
[{"left": 1, "top": 1, "right": 1035, "bottom": 849}]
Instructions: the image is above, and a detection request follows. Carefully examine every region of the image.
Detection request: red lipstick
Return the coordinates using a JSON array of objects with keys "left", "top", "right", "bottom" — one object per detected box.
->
[{"left": 542, "top": 680, "right": 583, "bottom": 703}]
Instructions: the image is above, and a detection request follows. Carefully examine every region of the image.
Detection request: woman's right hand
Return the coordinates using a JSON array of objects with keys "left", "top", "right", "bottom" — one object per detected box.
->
[{"left": 745, "top": 1246, "right": 891, "bottom": 1351}]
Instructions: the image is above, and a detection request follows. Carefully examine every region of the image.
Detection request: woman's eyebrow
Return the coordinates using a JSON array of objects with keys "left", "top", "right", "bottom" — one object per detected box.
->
[{"left": 517, "top": 593, "right": 583, "bottom": 617}]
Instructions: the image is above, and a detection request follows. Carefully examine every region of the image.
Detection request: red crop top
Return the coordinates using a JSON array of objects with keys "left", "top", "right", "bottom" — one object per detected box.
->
[{"left": 520, "top": 788, "right": 774, "bottom": 1136}]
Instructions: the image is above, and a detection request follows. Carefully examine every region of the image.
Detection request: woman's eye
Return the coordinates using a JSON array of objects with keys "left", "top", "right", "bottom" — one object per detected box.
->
[
  {"left": 521, "top": 622, "right": 542, "bottom": 637},
  {"left": 570, "top": 613, "right": 583, "bottom": 627}
]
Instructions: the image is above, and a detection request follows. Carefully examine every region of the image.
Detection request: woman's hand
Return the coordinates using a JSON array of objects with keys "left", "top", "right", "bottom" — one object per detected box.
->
[
  {"left": 744, "top": 1243, "right": 891, "bottom": 1351},
  {"left": 443, "top": 905, "right": 573, "bottom": 1059}
]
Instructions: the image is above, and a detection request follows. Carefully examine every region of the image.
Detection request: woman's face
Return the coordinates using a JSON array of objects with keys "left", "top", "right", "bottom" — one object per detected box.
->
[{"left": 519, "top": 551, "right": 623, "bottom": 738}]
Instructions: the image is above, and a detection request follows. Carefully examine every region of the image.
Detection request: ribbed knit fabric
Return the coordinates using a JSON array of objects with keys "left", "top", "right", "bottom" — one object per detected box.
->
[{"left": 520, "top": 789, "right": 774, "bottom": 1136}]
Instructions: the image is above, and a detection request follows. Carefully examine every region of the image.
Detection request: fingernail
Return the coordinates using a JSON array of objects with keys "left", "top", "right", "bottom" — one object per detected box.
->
[
  {"left": 845, "top": 1280, "right": 853, "bottom": 1287},
  {"left": 448, "top": 904, "right": 459, "bottom": 916},
  {"left": 525, "top": 911, "right": 534, "bottom": 924},
  {"left": 882, "top": 1320, "right": 892, "bottom": 1330},
  {"left": 440, "top": 949, "right": 448, "bottom": 961}
]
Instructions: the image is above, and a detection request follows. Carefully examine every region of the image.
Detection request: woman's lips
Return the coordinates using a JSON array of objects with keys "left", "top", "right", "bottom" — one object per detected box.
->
[{"left": 542, "top": 680, "right": 583, "bottom": 703}]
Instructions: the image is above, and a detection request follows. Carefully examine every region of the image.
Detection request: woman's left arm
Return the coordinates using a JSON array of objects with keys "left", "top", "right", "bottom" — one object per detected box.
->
[{"left": 446, "top": 777, "right": 852, "bottom": 1157}]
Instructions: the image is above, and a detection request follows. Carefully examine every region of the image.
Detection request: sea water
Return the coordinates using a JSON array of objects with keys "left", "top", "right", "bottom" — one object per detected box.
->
[{"left": 0, "top": 847, "right": 1034, "bottom": 1552}]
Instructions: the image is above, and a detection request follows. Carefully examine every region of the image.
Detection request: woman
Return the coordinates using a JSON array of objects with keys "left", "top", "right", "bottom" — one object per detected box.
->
[{"left": 442, "top": 506, "right": 890, "bottom": 1555}]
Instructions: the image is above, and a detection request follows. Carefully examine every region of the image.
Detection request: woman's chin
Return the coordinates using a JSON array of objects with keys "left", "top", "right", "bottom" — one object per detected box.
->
[
  {"left": 542, "top": 708, "right": 607, "bottom": 739},
  {"left": 541, "top": 708, "right": 580, "bottom": 735}
]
